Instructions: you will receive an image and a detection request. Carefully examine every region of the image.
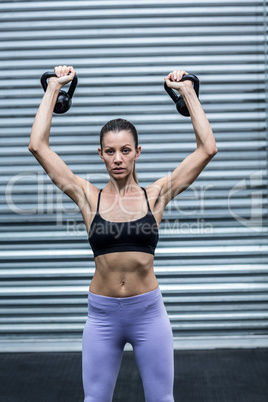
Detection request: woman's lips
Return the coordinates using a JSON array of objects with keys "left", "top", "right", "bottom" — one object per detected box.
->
[{"left": 113, "top": 168, "right": 125, "bottom": 173}]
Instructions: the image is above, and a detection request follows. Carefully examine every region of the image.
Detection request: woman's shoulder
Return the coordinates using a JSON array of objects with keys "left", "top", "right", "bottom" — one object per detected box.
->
[
  {"left": 145, "top": 180, "right": 164, "bottom": 199},
  {"left": 80, "top": 180, "right": 101, "bottom": 210}
]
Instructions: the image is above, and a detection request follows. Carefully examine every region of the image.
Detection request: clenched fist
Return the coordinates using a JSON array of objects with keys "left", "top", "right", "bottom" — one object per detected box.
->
[
  {"left": 164, "top": 69, "right": 193, "bottom": 94},
  {"left": 48, "top": 65, "right": 76, "bottom": 90}
]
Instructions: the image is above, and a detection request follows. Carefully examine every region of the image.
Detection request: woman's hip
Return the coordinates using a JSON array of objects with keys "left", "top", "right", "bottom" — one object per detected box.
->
[{"left": 87, "top": 285, "right": 168, "bottom": 322}]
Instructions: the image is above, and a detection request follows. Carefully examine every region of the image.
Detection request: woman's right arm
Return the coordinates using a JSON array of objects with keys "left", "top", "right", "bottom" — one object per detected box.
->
[{"left": 28, "top": 65, "right": 92, "bottom": 208}]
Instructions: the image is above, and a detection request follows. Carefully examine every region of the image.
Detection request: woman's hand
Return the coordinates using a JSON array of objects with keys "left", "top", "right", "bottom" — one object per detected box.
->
[
  {"left": 48, "top": 65, "right": 76, "bottom": 90},
  {"left": 164, "top": 69, "right": 193, "bottom": 95}
]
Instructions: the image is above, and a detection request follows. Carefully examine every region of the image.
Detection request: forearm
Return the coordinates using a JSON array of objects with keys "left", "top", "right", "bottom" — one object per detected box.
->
[
  {"left": 29, "top": 83, "right": 60, "bottom": 150},
  {"left": 181, "top": 86, "right": 217, "bottom": 154}
]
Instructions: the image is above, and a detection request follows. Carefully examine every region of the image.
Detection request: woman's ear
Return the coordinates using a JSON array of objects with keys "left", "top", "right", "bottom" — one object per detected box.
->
[
  {"left": 134, "top": 146, "right": 142, "bottom": 161},
  {"left": 98, "top": 147, "right": 104, "bottom": 161}
]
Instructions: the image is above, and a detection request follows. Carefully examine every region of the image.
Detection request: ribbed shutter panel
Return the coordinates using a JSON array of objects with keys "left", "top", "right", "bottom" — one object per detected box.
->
[{"left": 0, "top": 0, "right": 267, "bottom": 351}]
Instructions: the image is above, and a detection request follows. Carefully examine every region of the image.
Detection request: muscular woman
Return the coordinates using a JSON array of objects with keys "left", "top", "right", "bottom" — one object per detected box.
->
[{"left": 29, "top": 65, "right": 218, "bottom": 402}]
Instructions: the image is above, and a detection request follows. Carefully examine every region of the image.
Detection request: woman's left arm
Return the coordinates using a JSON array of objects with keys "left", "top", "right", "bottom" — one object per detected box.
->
[{"left": 155, "top": 69, "right": 218, "bottom": 206}]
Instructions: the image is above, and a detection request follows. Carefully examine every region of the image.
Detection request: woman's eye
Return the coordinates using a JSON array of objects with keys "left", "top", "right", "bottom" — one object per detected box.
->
[{"left": 106, "top": 149, "right": 130, "bottom": 154}]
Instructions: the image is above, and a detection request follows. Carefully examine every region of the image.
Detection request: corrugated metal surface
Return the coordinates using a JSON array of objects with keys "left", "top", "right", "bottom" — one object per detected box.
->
[{"left": 0, "top": 0, "right": 267, "bottom": 351}]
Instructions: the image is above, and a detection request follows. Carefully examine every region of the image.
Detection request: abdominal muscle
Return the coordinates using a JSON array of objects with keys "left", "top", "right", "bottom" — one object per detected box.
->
[{"left": 89, "top": 251, "right": 159, "bottom": 297}]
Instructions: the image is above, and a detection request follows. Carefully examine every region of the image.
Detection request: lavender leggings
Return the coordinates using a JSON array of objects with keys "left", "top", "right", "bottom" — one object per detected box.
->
[{"left": 82, "top": 285, "right": 174, "bottom": 402}]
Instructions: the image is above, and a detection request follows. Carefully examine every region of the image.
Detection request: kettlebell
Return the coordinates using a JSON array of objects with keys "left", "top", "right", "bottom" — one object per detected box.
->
[
  {"left": 164, "top": 74, "right": 200, "bottom": 116},
  {"left": 40, "top": 72, "right": 78, "bottom": 114}
]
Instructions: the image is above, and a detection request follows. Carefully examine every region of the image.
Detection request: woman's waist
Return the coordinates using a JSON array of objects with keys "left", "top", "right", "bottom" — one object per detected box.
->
[
  {"left": 89, "top": 280, "right": 160, "bottom": 302},
  {"left": 89, "top": 267, "right": 158, "bottom": 298}
]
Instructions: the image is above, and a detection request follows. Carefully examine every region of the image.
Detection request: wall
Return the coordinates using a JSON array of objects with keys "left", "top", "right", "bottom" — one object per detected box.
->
[{"left": 0, "top": 0, "right": 267, "bottom": 351}]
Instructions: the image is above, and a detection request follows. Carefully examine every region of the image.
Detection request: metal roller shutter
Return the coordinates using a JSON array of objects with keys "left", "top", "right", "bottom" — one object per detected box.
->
[{"left": 0, "top": 0, "right": 267, "bottom": 352}]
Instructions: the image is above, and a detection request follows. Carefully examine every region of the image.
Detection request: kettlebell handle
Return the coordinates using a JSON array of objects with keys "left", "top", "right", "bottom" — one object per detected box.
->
[
  {"left": 40, "top": 72, "right": 78, "bottom": 114},
  {"left": 164, "top": 74, "right": 200, "bottom": 117}
]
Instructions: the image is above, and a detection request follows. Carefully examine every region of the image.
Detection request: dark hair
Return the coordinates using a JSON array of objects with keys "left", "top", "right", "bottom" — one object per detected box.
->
[{"left": 100, "top": 118, "right": 139, "bottom": 184}]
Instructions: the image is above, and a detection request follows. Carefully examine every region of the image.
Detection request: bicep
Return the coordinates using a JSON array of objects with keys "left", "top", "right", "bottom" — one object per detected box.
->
[
  {"left": 156, "top": 147, "right": 217, "bottom": 207},
  {"left": 28, "top": 145, "right": 87, "bottom": 205}
]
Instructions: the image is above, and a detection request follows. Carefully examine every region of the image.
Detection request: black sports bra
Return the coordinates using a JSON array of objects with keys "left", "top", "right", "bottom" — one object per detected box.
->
[{"left": 88, "top": 187, "right": 159, "bottom": 258}]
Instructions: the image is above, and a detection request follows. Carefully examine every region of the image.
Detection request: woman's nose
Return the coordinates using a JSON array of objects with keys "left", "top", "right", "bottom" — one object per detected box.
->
[{"left": 114, "top": 152, "right": 122, "bottom": 162}]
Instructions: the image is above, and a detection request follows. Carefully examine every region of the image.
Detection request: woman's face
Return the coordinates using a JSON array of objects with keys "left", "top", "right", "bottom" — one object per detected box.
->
[{"left": 98, "top": 130, "right": 141, "bottom": 179}]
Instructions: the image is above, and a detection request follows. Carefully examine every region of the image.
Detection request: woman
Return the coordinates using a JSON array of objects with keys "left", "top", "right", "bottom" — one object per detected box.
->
[{"left": 29, "top": 65, "right": 218, "bottom": 402}]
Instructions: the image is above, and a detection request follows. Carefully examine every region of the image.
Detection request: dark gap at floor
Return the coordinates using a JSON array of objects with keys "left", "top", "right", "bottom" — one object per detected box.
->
[{"left": 0, "top": 349, "right": 268, "bottom": 402}]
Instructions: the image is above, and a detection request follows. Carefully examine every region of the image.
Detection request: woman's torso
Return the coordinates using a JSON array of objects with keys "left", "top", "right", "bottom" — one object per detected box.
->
[{"left": 79, "top": 184, "right": 165, "bottom": 297}]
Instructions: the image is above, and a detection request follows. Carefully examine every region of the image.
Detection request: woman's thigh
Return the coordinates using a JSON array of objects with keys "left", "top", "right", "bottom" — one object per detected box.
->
[
  {"left": 82, "top": 303, "right": 125, "bottom": 402},
  {"left": 129, "top": 297, "right": 175, "bottom": 402}
]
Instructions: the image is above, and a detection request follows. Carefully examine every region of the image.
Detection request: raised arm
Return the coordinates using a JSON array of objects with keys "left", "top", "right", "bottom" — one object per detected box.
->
[
  {"left": 28, "top": 65, "right": 91, "bottom": 207},
  {"left": 151, "top": 69, "right": 218, "bottom": 208}
]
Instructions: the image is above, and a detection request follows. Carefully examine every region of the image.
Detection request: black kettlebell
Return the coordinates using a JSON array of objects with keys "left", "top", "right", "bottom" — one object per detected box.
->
[
  {"left": 40, "top": 72, "right": 78, "bottom": 114},
  {"left": 164, "top": 74, "right": 200, "bottom": 116}
]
